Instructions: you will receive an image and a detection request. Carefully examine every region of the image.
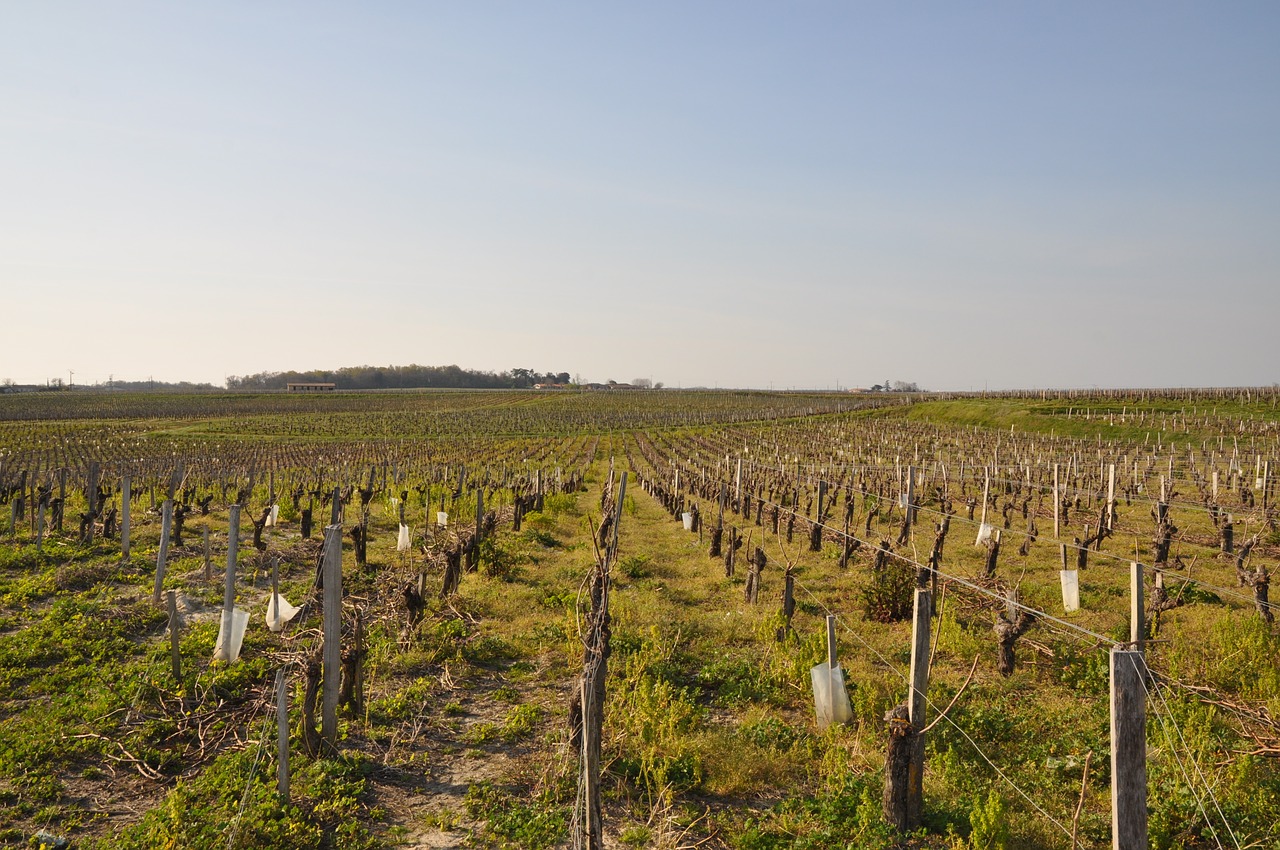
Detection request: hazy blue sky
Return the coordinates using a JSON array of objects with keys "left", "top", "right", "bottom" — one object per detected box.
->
[{"left": 3, "top": 2, "right": 1277, "bottom": 390}]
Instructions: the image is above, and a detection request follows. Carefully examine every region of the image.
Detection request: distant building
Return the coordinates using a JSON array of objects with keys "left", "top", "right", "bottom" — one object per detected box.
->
[{"left": 286, "top": 382, "right": 337, "bottom": 392}]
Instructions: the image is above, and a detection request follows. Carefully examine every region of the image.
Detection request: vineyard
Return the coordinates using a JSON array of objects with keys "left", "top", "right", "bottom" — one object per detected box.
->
[{"left": 1, "top": 388, "right": 1279, "bottom": 850}]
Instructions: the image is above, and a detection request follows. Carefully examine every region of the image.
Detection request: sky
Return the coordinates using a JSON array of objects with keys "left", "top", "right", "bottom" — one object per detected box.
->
[{"left": 2, "top": 2, "right": 1278, "bottom": 391}]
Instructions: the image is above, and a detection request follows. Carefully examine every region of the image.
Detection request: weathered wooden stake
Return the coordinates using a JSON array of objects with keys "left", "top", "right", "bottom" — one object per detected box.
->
[
  {"left": 203, "top": 527, "right": 212, "bottom": 581},
  {"left": 909, "top": 586, "right": 931, "bottom": 723},
  {"left": 778, "top": 567, "right": 796, "bottom": 640},
  {"left": 322, "top": 523, "right": 342, "bottom": 749},
  {"left": 580, "top": 677, "right": 601, "bottom": 849},
  {"left": 904, "top": 465, "right": 916, "bottom": 537},
  {"left": 1110, "top": 647, "right": 1148, "bottom": 850},
  {"left": 154, "top": 499, "right": 173, "bottom": 605},
  {"left": 886, "top": 588, "right": 931, "bottom": 832},
  {"left": 57, "top": 468, "right": 66, "bottom": 532},
  {"left": 35, "top": 496, "right": 45, "bottom": 553},
  {"left": 86, "top": 462, "right": 100, "bottom": 542},
  {"left": 27, "top": 473, "right": 39, "bottom": 537},
  {"left": 734, "top": 457, "right": 743, "bottom": 508},
  {"left": 980, "top": 469, "right": 990, "bottom": 529},
  {"left": 907, "top": 588, "right": 931, "bottom": 822},
  {"left": 609, "top": 473, "right": 627, "bottom": 560},
  {"left": 1130, "top": 562, "right": 1144, "bottom": 648},
  {"left": 1053, "top": 463, "right": 1060, "bottom": 539},
  {"left": 121, "top": 475, "right": 131, "bottom": 559}
]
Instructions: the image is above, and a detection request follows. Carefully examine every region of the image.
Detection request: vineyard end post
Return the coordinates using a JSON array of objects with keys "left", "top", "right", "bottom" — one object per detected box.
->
[{"left": 1110, "top": 647, "right": 1148, "bottom": 850}]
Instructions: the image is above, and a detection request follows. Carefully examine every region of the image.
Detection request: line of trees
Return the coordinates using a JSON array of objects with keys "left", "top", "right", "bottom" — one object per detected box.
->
[
  {"left": 869, "top": 380, "right": 922, "bottom": 392},
  {"left": 224, "top": 364, "right": 572, "bottom": 391},
  {"left": 1, "top": 378, "right": 218, "bottom": 392}
]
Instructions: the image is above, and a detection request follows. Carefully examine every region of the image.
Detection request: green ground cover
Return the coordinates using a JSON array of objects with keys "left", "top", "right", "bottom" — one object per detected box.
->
[{"left": 0, "top": 390, "right": 1277, "bottom": 848}]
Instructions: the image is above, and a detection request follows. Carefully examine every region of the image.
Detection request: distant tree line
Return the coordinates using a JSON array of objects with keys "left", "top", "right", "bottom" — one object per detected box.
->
[
  {"left": 1, "top": 378, "right": 218, "bottom": 392},
  {"left": 868, "top": 380, "right": 923, "bottom": 392},
  {"left": 104, "top": 379, "right": 219, "bottom": 391},
  {"left": 224, "top": 364, "right": 572, "bottom": 391}
]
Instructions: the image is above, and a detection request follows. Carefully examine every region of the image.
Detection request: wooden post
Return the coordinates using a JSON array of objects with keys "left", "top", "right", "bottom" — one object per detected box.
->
[
  {"left": 909, "top": 588, "right": 931, "bottom": 730},
  {"left": 609, "top": 473, "right": 627, "bottom": 561},
  {"left": 276, "top": 667, "right": 290, "bottom": 799},
  {"left": 734, "top": 457, "right": 743, "bottom": 508},
  {"left": 1110, "top": 647, "right": 1148, "bottom": 850},
  {"left": 35, "top": 496, "right": 45, "bottom": 553},
  {"left": 887, "top": 588, "right": 931, "bottom": 831},
  {"left": 1130, "top": 562, "right": 1144, "bottom": 648},
  {"left": 907, "top": 587, "right": 931, "bottom": 825},
  {"left": 322, "top": 523, "right": 342, "bottom": 748},
  {"left": 473, "top": 486, "right": 485, "bottom": 571},
  {"left": 167, "top": 589, "right": 182, "bottom": 683},
  {"left": 154, "top": 499, "right": 173, "bottom": 605},
  {"left": 980, "top": 469, "right": 990, "bottom": 528},
  {"left": 903, "top": 466, "right": 916, "bottom": 538},
  {"left": 57, "top": 468, "right": 66, "bottom": 532},
  {"left": 86, "top": 462, "right": 100, "bottom": 542},
  {"left": 777, "top": 568, "right": 796, "bottom": 639},
  {"left": 168, "top": 462, "right": 184, "bottom": 502},
  {"left": 580, "top": 677, "right": 601, "bottom": 848},
  {"left": 121, "top": 475, "right": 131, "bottom": 559},
  {"left": 203, "top": 527, "right": 212, "bottom": 581},
  {"left": 1053, "top": 463, "right": 1060, "bottom": 539},
  {"left": 330, "top": 486, "right": 341, "bottom": 525}
]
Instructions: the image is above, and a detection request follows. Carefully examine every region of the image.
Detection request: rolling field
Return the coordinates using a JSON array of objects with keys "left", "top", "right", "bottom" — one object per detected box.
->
[{"left": 1, "top": 388, "right": 1278, "bottom": 849}]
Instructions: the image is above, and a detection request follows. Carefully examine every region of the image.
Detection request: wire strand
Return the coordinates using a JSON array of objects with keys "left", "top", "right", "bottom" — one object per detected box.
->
[
  {"left": 1141, "top": 663, "right": 1241, "bottom": 850},
  {"left": 710, "top": 486, "right": 1120, "bottom": 645},
  {"left": 791, "top": 577, "right": 1076, "bottom": 842}
]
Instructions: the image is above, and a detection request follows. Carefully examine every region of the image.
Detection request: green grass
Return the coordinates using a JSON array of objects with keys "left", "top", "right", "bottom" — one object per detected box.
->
[{"left": 900, "top": 396, "right": 1280, "bottom": 443}]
